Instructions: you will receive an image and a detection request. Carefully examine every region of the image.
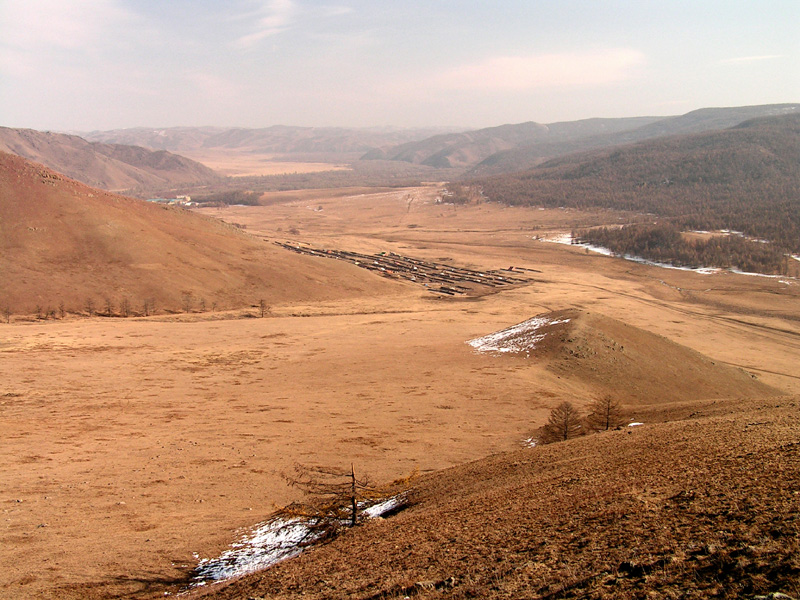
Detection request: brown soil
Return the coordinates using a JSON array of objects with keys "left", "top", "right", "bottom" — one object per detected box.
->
[{"left": 2, "top": 180, "right": 799, "bottom": 599}]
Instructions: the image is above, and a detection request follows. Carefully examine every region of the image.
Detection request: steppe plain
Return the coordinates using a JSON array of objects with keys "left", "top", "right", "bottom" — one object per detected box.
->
[{"left": 2, "top": 183, "right": 800, "bottom": 599}]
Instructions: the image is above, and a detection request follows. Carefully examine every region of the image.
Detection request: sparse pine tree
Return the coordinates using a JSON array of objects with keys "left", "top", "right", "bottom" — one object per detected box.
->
[
  {"left": 538, "top": 401, "right": 583, "bottom": 444},
  {"left": 586, "top": 395, "right": 627, "bottom": 432}
]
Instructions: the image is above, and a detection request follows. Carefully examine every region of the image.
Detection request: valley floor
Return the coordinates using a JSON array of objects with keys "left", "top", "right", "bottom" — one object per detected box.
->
[{"left": 1, "top": 186, "right": 799, "bottom": 599}]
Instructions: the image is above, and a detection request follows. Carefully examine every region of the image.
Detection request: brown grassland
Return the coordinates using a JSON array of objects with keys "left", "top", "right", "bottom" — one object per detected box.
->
[
  {"left": 177, "top": 149, "right": 352, "bottom": 178},
  {"left": 2, "top": 179, "right": 799, "bottom": 598}
]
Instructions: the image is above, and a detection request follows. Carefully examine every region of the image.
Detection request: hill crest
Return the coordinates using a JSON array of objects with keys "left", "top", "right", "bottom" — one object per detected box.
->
[
  {"left": 0, "top": 151, "right": 400, "bottom": 315},
  {"left": 0, "top": 127, "right": 221, "bottom": 194}
]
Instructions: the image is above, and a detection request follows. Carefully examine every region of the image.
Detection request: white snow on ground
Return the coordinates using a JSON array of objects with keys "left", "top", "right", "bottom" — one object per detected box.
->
[
  {"left": 192, "top": 518, "right": 317, "bottom": 585},
  {"left": 467, "top": 316, "right": 570, "bottom": 355},
  {"left": 628, "top": 422, "right": 644, "bottom": 427},
  {"left": 192, "top": 495, "right": 407, "bottom": 586},
  {"left": 361, "top": 495, "right": 407, "bottom": 519}
]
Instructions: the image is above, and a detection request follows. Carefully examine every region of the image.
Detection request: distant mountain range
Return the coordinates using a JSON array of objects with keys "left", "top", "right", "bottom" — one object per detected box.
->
[
  {"left": 469, "top": 104, "right": 800, "bottom": 175},
  {"left": 360, "top": 103, "right": 800, "bottom": 174},
  {"left": 81, "top": 125, "right": 460, "bottom": 155},
  {"left": 0, "top": 127, "right": 220, "bottom": 193},
  {"left": 2, "top": 104, "right": 797, "bottom": 196},
  {"left": 471, "top": 112, "right": 800, "bottom": 273}
]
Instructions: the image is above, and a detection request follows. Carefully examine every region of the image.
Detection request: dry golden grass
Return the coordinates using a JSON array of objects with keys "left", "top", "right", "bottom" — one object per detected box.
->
[
  {"left": 179, "top": 149, "right": 351, "bottom": 177},
  {"left": 2, "top": 170, "right": 799, "bottom": 598}
]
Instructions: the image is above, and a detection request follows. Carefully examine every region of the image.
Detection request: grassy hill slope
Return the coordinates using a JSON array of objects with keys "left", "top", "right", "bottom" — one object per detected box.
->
[
  {"left": 0, "top": 127, "right": 221, "bottom": 193},
  {"left": 185, "top": 392, "right": 798, "bottom": 600},
  {"left": 0, "top": 152, "right": 400, "bottom": 315}
]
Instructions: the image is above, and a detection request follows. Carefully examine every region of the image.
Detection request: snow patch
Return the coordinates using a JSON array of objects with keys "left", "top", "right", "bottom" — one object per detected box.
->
[
  {"left": 192, "top": 495, "right": 407, "bottom": 586},
  {"left": 467, "top": 316, "right": 570, "bottom": 355},
  {"left": 628, "top": 422, "right": 644, "bottom": 427},
  {"left": 192, "top": 518, "right": 318, "bottom": 585}
]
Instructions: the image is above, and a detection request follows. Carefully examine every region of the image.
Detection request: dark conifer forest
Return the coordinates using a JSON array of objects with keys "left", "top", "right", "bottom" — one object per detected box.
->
[{"left": 470, "top": 114, "right": 800, "bottom": 274}]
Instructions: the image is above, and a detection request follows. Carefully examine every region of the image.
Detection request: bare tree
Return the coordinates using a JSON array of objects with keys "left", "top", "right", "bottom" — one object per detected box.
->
[
  {"left": 58, "top": 301, "right": 66, "bottom": 319},
  {"left": 199, "top": 297, "right": 206, "bottom": 312},
  {"left": 85, "top": 297, "right": 95, "bottom": 316},
  {"left": 538, "top": 401, "right": 583, "bottom": 444},
  {"left": 35, "top": 305, "right": 43, "bottom": 320},
  {"left": 182, "top": 292, "right": 193, "bottom": 313},
  {"left": 104, "top": 297, "right": 114, "bottom": 317},
  {"left": 259, "top": 299, "right": 268, "bottom": 318},
  {"left": 586, "top": 395, "right": 627, "bottom": 432},
  {"left": 120, "top": 297, "right": 130, "bottom": 318},
  {"left": 3, "top": 306, "right": 10, "bottom": 323},
  {"left": 276, "top": 463, "right": 412, "bottom": 539}
]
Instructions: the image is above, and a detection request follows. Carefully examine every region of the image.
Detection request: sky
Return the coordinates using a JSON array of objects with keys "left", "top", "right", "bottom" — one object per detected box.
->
[{"left": 0, "top": 0, "right": 798, "bottom": 131}]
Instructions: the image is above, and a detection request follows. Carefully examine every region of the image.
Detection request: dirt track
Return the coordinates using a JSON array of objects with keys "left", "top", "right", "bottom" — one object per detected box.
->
[{"left": 2, "top": 186, "right": 799, "bottom": 598}]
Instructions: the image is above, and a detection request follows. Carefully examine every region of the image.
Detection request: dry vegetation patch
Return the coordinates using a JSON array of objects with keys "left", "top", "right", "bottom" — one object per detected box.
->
[
  {"left": 3, "top": 179, "right": 800, "bottom": 599},
  {"left": 186, "top": 398, "right": 800, "bottom": 600}
]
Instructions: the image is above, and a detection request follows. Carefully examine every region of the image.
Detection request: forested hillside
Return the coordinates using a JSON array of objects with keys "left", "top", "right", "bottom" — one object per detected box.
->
[{"left": 472, "top": 114, "right": 800, "bottom": 273}]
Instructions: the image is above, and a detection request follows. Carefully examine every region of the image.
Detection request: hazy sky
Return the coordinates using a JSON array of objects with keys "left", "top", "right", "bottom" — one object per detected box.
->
[{"left": 1, "top": 0, "right": 798, "bottom": 131}]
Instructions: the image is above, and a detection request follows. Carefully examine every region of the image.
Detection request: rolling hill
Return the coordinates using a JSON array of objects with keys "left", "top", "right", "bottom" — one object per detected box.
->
[
  {"left": 471, "top": 103, "right": 800, "bottom": 175},
  {"left": 0, "top": 152, "right": 400, "bottom": 316},
  {"left": 361, "top": 116, "right": 662, "bottom": 169},
  {"left": 472, "top": 113, "right": 800, "bottom": 273},
  {"left": 358, "top": 104, "right": 799, "bottom": 174},
  {"left": 178, "top": 311, "right": 790, "bottom": 600},
  {"left": 81, "top": 125, "right": 459, "bottom": 155},
  {"left": 0, "top": 127, "right": 221, "bottom": 193}
]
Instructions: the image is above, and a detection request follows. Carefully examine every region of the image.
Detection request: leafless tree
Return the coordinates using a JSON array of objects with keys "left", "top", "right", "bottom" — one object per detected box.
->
[
  {"left": 3, "top": 306, "right": 10, "bottom": 323},
  {"left": 104, "top": 297, "right": 114, "bottom": 317},
  {"left": 182, "top": 292, "right": 193, "bottom": 313},
  {"left": 58, "top": 301, "right": 66, "bottom": 319},
  {"left": 259, "top": 299, "right": 268, "bottom": 318},
  {"left": 85, "top": 297, "right": 95, "bottom": 316},
  {"left": 276, "top": 463, "right": 414, "bottom": 540},
  {"left": 538, "top": 401, "right": 583, "bottom": 444},
  {"left": 586, "top": 395, "right": 627, "bottom": 431},
  {"left": 35, "top": 305, "right": 43, "bottom": 320},
  {"left": 120, "top": 297, "right": 130, "bottom": 318},
  {"left": 199, "top": 297, "right": 206, "bottom": 312}
]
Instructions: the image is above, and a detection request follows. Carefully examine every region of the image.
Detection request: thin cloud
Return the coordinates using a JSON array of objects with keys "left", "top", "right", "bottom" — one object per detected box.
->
[
  {"left": 0, "top": 0, "right": 137, "bottom": 51},
  {"left": 434, "top": 49, "right": 646, "bottom": 91},
  {"left": 234, "top": 0, "right": 297, "bottom": 49},
  {"left": 720, "top": 55, "right": 784, "bottom": 65}
]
